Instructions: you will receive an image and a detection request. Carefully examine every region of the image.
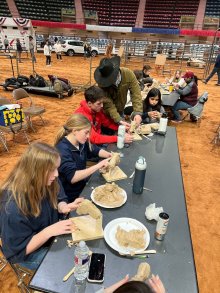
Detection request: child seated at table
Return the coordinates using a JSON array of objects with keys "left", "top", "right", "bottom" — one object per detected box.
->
[
  {"left": 55, "top": 114, "right": 111, "bottom": 202},
  {"left": 0, "top": 142, "right": 84, "bottom": 270},
  {"left": 165, "top": 70, "right": 185, "bottom": 87},
  {"left": 142, "top": 88, "right": 165, "bottom": 124}
]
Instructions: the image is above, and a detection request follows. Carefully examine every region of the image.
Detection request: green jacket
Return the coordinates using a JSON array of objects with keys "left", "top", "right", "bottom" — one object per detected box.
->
[{"left": 101, "top": 67, "right": 143, "bottom": 123}]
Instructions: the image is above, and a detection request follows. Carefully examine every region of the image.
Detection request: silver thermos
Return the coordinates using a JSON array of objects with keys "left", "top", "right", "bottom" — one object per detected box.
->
[{"left": 133, "top": 156, "right": 147, "bottom": 194}]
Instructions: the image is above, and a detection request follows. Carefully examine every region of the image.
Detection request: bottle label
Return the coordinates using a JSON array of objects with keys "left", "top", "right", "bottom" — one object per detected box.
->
[{"left": 74, "top": 255, "right": 90, "bottom": 266}]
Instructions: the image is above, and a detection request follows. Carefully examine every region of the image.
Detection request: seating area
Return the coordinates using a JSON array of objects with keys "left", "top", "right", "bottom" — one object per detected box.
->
[
  {"left": 14, "top": 0, "right": 74, "bottom": 22},
  {"left": 82, "top": 0, "right": 139, "bottom": 26},
  {"left": 0, "top": 0, "right": 11, "bottom": 17},
  {"left": 205, "top": 0, "right": 220, "bottom": 17},
  {"left": 143, "top": 0, "right": 200, "bottom": 28}
]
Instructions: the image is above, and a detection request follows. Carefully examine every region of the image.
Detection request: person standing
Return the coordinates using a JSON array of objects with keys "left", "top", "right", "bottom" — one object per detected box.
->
[
  {"left": 94, "top": 56, "right": 143, "bottom": 128},
  {"left": 4, "top": 35, "right": 10, "bottom": 53},
  {"left": 44, "top": 40, "right": 52, "bottom": 66},
  {"left": 203, "top": 52, "right": 220, "bottom": 86},
  {"left": 16, "top": 38, "right": 23, "bottom": 63},
  {"left": 54, "top": 41, "right": 62, "bottom": 61},
  {"left": 29, "top": 36, "right": 36, "bottom": 63}
]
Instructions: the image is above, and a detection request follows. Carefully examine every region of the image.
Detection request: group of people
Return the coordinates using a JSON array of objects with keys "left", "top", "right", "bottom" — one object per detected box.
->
[
  {"left": 0, "top": 54, "right": 203, "bottom": 293},
  {"left": 3, "top": 35, "right": 36, "bottom": 64}
]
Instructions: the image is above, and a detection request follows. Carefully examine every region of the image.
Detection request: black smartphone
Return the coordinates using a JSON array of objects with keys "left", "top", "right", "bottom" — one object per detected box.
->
[{"left": 87, "top": 253, "right": 105, "bottom": 283}]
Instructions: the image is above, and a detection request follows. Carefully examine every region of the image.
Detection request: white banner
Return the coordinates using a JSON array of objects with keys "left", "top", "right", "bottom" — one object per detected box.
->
[{"left": 86, "top": 25, "right": 132, "bottom": 33}]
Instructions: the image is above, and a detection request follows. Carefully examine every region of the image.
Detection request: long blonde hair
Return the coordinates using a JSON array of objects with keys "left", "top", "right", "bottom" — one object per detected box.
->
[
  {"left": 0, "top": 142, "right": 60, "bottom": 217},
  {"left": 54, "top": 113, "right": 91, "bottom": 145}
]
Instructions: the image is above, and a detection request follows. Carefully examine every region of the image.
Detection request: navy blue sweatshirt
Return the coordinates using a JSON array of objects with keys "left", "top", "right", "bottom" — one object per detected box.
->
[
  {"left": 56, "top": 137, "right": 100, "bottom": 202},
  {"left": 0, "top": 182, "right": 67, "bottom": 264}
]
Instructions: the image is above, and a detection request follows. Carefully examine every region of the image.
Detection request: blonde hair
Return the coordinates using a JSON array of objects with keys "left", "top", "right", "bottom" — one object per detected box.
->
[
  {"left": 54, "top": 113, "right": 91, "bottom": 145},
  {"left": 0, "top": 142, "right": 60, "bottom": 217}
]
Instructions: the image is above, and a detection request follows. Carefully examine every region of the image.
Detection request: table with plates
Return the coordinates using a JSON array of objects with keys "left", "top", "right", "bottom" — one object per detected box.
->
[{"left": 29, "top": 127, "right": 198, "bottom": 293}]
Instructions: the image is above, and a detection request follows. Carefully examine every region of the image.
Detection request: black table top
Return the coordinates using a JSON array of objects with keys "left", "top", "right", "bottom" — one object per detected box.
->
[{"left": 30, "top": 127, "right": 198, "bottom": 293}]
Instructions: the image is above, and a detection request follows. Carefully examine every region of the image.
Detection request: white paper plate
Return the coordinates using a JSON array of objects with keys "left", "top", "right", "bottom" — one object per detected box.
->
[
  {"left": 91, "top": 185, "right": 127, "bottom": 209},
  {"left": 104, "top": 217, "right": 150, "bottom": 254}
]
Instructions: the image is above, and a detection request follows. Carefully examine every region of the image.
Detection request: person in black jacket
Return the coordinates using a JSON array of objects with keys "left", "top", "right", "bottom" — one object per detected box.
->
[{"left": 16, "top": 38, "right": 23, "bottom": 63}]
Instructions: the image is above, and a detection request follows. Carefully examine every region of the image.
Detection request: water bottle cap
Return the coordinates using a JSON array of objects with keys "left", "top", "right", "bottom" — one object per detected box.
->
[
  {"left": 79, "top": 241, "right": 85, "bottom": 247},
  {"left": 137, "top": 156, "right": 145, "bottom": 164}
]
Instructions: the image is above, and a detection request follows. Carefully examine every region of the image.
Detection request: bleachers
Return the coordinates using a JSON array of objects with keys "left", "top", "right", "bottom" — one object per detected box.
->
[
  {"left": 143, "top": 0, "right": 200, "bottom": 28},
  {"left": 14, "top": 0, "right": 74, "bottom": 22},
  {"left": 205, "top": 0, "right": 220, "bottom": 17},
  {"left": 82, "top": 0, "right": 139, "bottom": 26},
  {"left": 0, "top": 0, "right": 11, "bottom": 17}
]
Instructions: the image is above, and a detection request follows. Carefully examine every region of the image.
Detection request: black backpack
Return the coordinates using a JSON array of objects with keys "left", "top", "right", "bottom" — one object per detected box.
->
[
  {"left": 29, "top": 74, "right": 47, "bottom": 87},
  {"left": 17, "top": 75, "right": 29, "bottom": 86},
  {"left": 3, "top": 77, "right": 19, "bottom": 90}
]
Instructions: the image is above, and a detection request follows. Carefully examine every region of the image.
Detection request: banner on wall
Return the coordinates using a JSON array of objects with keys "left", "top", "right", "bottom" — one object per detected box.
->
[
  {"left": 13, "top": 18, "right": 30, "bottom": 27},
  {"left": 0, "top": 17, "right": 6, "bottom": 26}
]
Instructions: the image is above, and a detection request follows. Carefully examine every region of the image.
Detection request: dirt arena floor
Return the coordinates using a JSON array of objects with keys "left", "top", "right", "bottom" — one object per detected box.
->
[{"left": 0, "top": 52, "right": 219, "bottom": 293}]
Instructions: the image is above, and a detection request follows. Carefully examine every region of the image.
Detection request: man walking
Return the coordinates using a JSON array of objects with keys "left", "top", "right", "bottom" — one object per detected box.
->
[{"left": 203, "top": 52, "right": 220, "bottom": 86}]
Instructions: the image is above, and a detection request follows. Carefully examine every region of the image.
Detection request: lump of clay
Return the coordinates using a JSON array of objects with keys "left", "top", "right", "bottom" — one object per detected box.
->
[
  {"left": 76, "top": 199, "right": 101, "bottom": 219},
  {"left": 130, "top": 121, "right": 137, "bottom": 133},
  {"left": 115, "top": 226, "right": 146, "bottom": 249},
  {"left": 93, "top": 183, "right": 125, "bottom": 207},
  {"left": 141, "top": 124, "right": 151, "bottom": 135},
  {"left": 101, "top": 152, "right": 120, "bottom": 174},
  {"left": 149, "top": 123, "right": 159, "bottom": 131},
  {"left": 131, "top": 262, "right": 151, "bottom": 281}
]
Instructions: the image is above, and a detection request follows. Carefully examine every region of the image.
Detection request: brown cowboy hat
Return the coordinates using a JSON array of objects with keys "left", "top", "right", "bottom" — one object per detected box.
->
[{"left": 94, "top": 56, "right": 120, "bottom": 87}]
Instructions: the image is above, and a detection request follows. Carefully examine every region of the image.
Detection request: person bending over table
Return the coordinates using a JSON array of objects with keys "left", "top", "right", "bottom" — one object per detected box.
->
[
  {"left": 124, "top": 88, "right": 165, "bottom": 124},
  {"left": 0, "top": 142, "right": 84, "bottom": 270},
  {"left": 171, "top": 71, "right": 198, "bottom": 123},
  {"left": 74, "top": 86, "right": 133, "bottom": 145},
  {"left": 94, "top": 56, "right": 143, "bottom": 129},
  {"left": 55, "top": 114, "right": 111, "bottom": 202}
]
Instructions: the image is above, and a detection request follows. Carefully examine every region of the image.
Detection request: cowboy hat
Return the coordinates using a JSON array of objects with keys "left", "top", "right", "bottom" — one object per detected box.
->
[{"left": 94, "top": 56, "right": 120, "bottom": 87}]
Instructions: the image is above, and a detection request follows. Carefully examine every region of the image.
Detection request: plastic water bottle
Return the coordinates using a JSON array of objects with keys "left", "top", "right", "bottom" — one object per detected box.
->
[
  {"left": 74, "top": 241, "right": 90, "bottom": 282},
  {"left": 158, "top": 113, "right": 168, "bottom": 135},
  {"left": 133, "top": 156, "right": 147, "bottom": 194},
  {"left": 117, "top": 125, "right": 126, "bottom": 149}
]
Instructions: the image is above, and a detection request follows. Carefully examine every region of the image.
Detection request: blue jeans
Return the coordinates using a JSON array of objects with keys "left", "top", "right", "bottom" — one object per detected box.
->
[
  {"left": 205, "top": 67, "right": 220, "bottom": 84},
  {"left": 17, "top": 247, "right": 48, "bottom": 270},
  {"left": 172, "top": 101, "right": 192, "bottom": 121}
]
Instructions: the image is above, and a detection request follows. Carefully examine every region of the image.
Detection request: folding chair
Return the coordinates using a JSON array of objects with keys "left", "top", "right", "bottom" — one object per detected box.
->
[
  {"left": 182, "top": 91, "right": 208, "bottom": 124},
  {"left": 0, "top": 98, "right": 30, "bottom": 151},
  {"left": 0, "top": 243, "right": 33, "bottom": 293},
  {"left": 12, "top": 88, "right": 46, "bottom": 132}
]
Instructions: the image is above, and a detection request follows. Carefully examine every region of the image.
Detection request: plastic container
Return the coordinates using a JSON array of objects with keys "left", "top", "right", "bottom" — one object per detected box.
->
[
  {"left": 74, "top": 241, "right": 90, "bottom": 281},
  {"left": 133, "top": 156, "right": 147, "bottom": 194}
]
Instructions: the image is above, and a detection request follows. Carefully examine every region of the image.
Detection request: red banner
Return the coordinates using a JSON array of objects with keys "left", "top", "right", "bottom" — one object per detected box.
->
[
  {"left": 32, "top": 20, "right": 86, "bottom": 30},
  {"left": 180, "top": 29, "right": 220, "bottom": 37}
]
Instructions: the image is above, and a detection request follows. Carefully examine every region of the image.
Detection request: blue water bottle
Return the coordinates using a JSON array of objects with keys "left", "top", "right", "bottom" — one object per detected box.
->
[{"left": 133, "top": 156, "right": 147, "bottom": 194}]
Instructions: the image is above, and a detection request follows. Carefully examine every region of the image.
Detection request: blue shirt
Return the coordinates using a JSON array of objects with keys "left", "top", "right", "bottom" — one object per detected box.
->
[
  {"left": 215, "top": 54, "right": 220, "bottom": 68},
  {"left": 56, "top": 137, "right": 100, "bottom": 202},
  {"left": 0, "top": 181, "right": 67, "bottom": 264}
]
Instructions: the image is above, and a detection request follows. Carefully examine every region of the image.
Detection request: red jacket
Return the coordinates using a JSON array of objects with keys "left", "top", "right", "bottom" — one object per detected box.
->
[{"left": 74, "top": 100, "right": 118, "bottom": 144}]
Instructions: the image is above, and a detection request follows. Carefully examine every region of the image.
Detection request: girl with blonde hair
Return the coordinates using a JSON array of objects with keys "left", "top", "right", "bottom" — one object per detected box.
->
[
  {"left": 0, "top": 142, "right": 83, "bottom": 270},
  {"left": 55, "top": 114, "right": 111, "bottom": 202}
]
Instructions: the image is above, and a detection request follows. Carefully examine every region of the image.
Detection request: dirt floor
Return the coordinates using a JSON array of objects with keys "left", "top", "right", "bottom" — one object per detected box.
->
[{"left": 0, "top": 52, "right": 219, "bottom": 293}]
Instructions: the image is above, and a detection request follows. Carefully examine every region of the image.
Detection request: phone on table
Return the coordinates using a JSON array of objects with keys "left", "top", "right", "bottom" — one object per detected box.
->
[{"left": 87, "top": 253, "right": 106, "bottom": 283}]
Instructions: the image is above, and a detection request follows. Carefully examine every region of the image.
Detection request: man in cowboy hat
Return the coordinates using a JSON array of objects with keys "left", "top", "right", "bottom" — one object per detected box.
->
[
  {"left": 171, "top": 71, "right": 198, "bottom": 123},
  {"left": 94, "top": 56, "right": 143, "bottom": 127}
]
